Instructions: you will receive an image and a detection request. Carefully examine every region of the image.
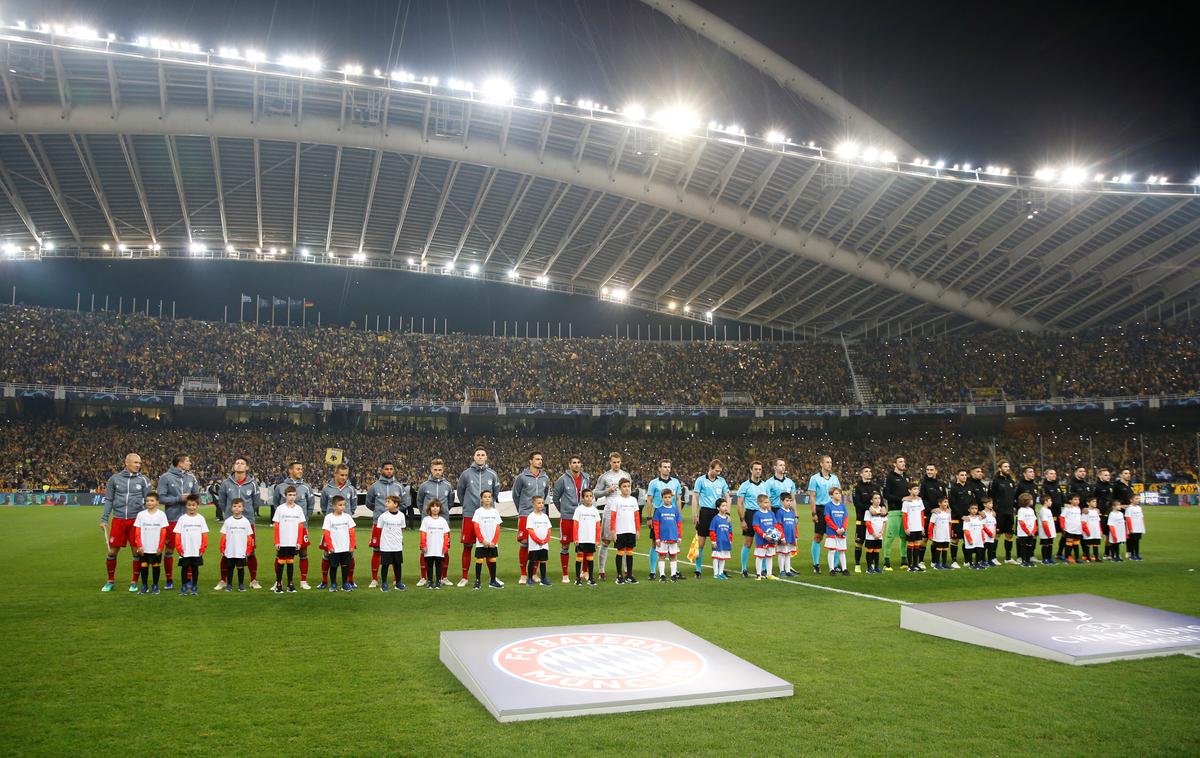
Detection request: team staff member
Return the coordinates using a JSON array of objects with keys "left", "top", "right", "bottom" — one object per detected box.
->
[
  {"left": 948, "top": 469, "right": 973, "bottom": 568},
  {"left": 99, "top": 453, "right": 152, "bottom": 592},
  {"left": 157, "top": 454, "right": 201, "bottom": 590},
  {"left": 510, "top": 451, "right": 551, "bottom": 585},
  {"left": 551, "top": 456, "right": 590, "bottom": 583},
  {"left": 989, "top": 460, "right": 1018, "bottom": 564},
  {"left": 645, "top": 459, "right": 683, "bottom": 580},
  {"left": 918, "top": 464, "right": 946, "bottom": 567},
  {"left": 851, "top": 466, "right": 883, "bottom": 573},
  {"left": 367, "top": 462, "right": 409, "bottom": 589},
  {"left": 806, "top": 455, "right": 840, "bottom": 574},
  {"left": 736, "top": 461, "right": 769, "bottom": 578},
  {"left": 594, "top": 452, "right": 630, "bottom": 581},
  {"left": 692, "top": 459, "right": 731, "bottom": 578},
  {"left": 882, "top": 456, "right": 910, "bottom": 569},
  {"left": 454, "top": 448, "right": 500, "bottom": 588},
  {"left": 1113, "top": 468, "right": 1135, "bottom": 508},
  {"left": 216, "top": 457, "right": 264, "bottom": 590}
]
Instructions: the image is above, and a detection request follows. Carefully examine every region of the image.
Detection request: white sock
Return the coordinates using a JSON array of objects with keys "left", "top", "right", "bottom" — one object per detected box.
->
[
  {"left": 829, "top": 551, "right": 837, "bottom": 570},
  {"left": 669, "top": 559, "right": 677, "bottom": 575},
  {"left": 777, "top": 553, "right": 786, "bottom": 573},
  {"left": 714, "top": 558, "right": 723, "bottom": 575},
  {"left": 598, "top": 543, "right": 608, "bottom": 572},
  {"left": 658, "top": 557, "right": 667, "bottom": 577},
  {"left": 787, "top": 555, "right": 794, "bottom": 572}
]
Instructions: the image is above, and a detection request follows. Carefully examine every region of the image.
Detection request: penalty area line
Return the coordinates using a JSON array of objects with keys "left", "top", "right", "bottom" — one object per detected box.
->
[{"left": 500, "top": 526, "right": 910, "bottom": 605}]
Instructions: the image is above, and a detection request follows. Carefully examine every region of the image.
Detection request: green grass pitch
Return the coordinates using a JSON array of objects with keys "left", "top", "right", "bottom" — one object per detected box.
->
[{"left": 2, "top": 506, "right": 1198, "bottom": 756}]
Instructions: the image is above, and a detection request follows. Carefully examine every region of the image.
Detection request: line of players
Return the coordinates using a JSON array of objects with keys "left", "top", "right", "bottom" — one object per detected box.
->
[{"left": 98, "top": 448, "right": 1150, "bottom": 594}]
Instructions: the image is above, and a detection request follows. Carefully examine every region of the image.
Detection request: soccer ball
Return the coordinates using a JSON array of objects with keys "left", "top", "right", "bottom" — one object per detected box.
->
[
  {"left": 764, "top": 527, "right": 782, "bottom": 544},
  {"left": 994, "top": 601, "right": 1092, "bottom": 623}
]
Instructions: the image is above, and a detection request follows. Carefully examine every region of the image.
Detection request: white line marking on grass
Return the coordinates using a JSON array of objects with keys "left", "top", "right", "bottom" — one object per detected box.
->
[{"left": 500, "top": 526, "right": 910, "bottom": 605}]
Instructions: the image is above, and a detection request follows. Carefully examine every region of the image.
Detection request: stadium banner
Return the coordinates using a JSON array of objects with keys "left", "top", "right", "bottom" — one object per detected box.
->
[
  {"left": 329, "top": 400, "right": 360, "bottom": 411},
  {"left": 764, "top": 407, "right": 840, "bottom": 417},
  {"left": 901, "top": 593, "right": 1200, "bottom": 665},
  {"left": 182, "top": 394, "right": 218, "bottom": 407},
  {"left": 0, "top": 491, "right": 104, "bottom": 506},
  {"left": 1161, "top": 396, "right": 1200, "bottom": 408},
  {"left": 65, "top": 390, "right": 170, "bottom": 405},
  {"left": 885, "top": 406, "right": 958, "bottom": 416},
  {"left": 441, "top": 620, "right": 792, "bottom": 722},
  {"left": 973, "top": 403, "right": 1007, "bottom": 415}
]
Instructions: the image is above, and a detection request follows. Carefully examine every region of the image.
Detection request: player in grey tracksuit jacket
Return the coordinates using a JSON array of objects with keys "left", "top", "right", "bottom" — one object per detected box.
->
[
  {"left": 157, "top": 462, "right": 201, "bottom": 525},
  {"left": 552, "top": 466, "right": 590, "bottom": 578},
  {"left": 366, "top": 469, "right": 410, "bottom": 527},
  {"left": 511, "top": 463, "right": 552, "bottom": 578},
  {"left": 418, "top": 475, "right": 456, "bottom": 520}
]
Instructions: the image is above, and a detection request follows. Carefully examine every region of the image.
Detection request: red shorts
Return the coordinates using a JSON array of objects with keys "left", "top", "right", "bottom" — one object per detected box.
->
[
  {"left": 369, "top": 525, "right": 382, "bottom": 549},
  {"left": 517, "top": 516, "right": 528, "bottom": 544},
  {"left": 108, "top": 517, "right": 135, "bottom": 548},
  {"left": 460, "top": 517, "right": 476, "bottom": 545},
  {"left": 559, "top": 518, "right": 577, "bottom": 544}
]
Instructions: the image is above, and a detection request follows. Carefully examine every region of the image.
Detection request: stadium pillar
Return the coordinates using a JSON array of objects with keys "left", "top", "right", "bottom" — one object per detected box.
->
[
  {"left": 90, "top": 293, "right": 94, "bottom": 312},
  {"left": 75, "top": 292, "right": 80, "bottom": 312}
]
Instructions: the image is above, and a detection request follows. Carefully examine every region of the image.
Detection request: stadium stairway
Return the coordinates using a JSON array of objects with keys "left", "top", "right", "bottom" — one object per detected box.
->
[{"left": 841, "top": 335, "right": 875, "bottom": 405}]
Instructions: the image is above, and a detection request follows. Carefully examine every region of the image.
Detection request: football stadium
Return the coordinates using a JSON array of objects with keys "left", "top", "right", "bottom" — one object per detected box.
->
[{"left": 0, "top": 0, "right": 1198, "bottom": 754}]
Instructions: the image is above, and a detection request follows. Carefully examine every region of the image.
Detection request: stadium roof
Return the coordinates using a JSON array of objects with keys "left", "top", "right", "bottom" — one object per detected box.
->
[{"left": 0, "top": 26, "right": 1198, "bottom": 335}]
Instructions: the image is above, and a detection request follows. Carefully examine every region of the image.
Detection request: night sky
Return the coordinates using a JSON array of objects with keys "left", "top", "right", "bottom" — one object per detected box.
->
[{"left": 4, "top": 0, "right": 1196, "bottom": 181}]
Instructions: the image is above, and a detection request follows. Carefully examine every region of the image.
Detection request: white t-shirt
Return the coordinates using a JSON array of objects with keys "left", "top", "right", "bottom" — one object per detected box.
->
[
  {"left": 174, "top": 512, "right": 209, "bottom": 557},
  {"left": 982, "top": 512, "right": 997, "bottom": 542},
  {"left": 1084, "top": 510, "right": 1102, "bottom": 539},
  {"left": 377, "top": 510, "right": 406, "bottom": 552},
  {"left": 322, "top": 512, "right": 356, "bottom": 553},
  {"left": 221, "top": 515, "right": 255, "bottom": 559},
  {"left": 928, "top": 510, "right": 952, "bottom": 542},
  {"left": 575, "top": 504, "right": 602, "bottom": 544},
  {"left": 273, "top": 503, "right": 308, "bottom": 548},
  {"left": 901, "top": 498, "right": 925, "bottom": 533},
  {"left": 1016, "top": 506, "right": 1037, "bottom": 537},
  {"left": 609, "top": 494, "right": 640, "bottom": 534},
  {"left": 473, "top": 507, "right": 503, "bottom": 546},
  {"left": 133, "top": 509, "right": 169, "bottom": 553},
  {"left": 866, "top": 510, "right": 887, "bottom": 540},
  {"left": 1062, "top": 506, "right": 1083, "bottom": 535},
  {"left": 1107, "top": 511, "right": 1127, "bottom": 543},
  {"left": 1125, "top": 504, "right": 1145, "bottom": 534},
  {"left": 963, "top": 516, "right": 984, "bottom": 547},
  {"left": 1038, "top": 506, "right": 1057, "bottom": 538},
  {"left": 526, "top": 512, "right": 553, "bottom": 547},
  {"left": 421, "top": 515, "right": 450, "bottom": 558}
]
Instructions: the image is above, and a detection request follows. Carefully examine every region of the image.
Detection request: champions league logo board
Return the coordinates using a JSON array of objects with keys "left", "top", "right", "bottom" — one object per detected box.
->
[
  {"left": 900, "top": 593, "right": 1200, "bottom": 665},
  {"left": 440, "top": 620, "right": 792, "bottom": 722}
]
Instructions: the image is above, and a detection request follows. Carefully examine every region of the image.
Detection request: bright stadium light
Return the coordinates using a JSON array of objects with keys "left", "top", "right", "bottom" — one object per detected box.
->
[
  {"left": 391, "top": 70, "right": 412, "bottom": 82},
  {"left": 189, "top": 242, "right": 206, "bottom": 254},
  {"left": 353, "top": 252, "right": 366, "bottom": 262},
  {"left": 245, "top": 49, "right": 265, "bottom": 63},
  {"left": 653, "top": 107, "right": 698, "bottom": 135},
  {"left": 600, "top": 287, "right": 610, "bottom": 296},
  {"left": 343, "top": 63, "right": 363, "bottom": 76},
  {"left": 217, "top": 47, "right": 240, "bottom": 59},
  {"left": 327, "top": 250, "right": 336, "bottom": 258},
  {"left": 3, "top": 243, "right": 19, "bottom": 256},
  {"left": 1034, "top": 167, "right": 1057, "bottom": 181},
  {"left": 612, "top": 288, "right": 627, "bottom": 301},
  {"left": 683, "top": 305, "right": 691, "bottom": 313},
  {"left": 622, "top": 103, "right": 646, "bottom": 121},
  {"left": 468, "top": 263, "right": 480, "bottom": 274},
  {"left": 102, "top": 243, "right": 111, "bottom": 251},
  {"left": 280, "top": 54, "right": 321, "bottom": 72},
  {"left": 835, "top": 141, "right": 859, "bottom": 159},
  {"left": 536, "top": 275, "right": 549, "bottom": 285},
  {"left": 445, "top": 262, "right": 455, "bottom": 272},
  {"left": 1193, "top": 176, "right": 1200, "bottom": 185},
  {"left": 301, "top": 247, "right": 310, "bottom": 257},
  {"left": 667, "top": 301, "right": 677, "bottom": 310},
  {"left": 765, "top": 130, "right": 786, "bottom": 144},
  {"left": 705, "top": 310, "right": 713, "bottom": 318},
  {"left": 934, "top": 160, "right": 945, "bottom": 169},
  {"left": 1059, "top": 166, "right": 1087, "bottom": 185},
  {"left": 42, "top": 241, "right": 54, "bottom": 251},
  {"left": 225, "top": 244, "right": 236, "bottom": 254},
  {"left": 531, "top": 89, "right": 548, "bottom": 104},
  {"left": 861, "top": 146, "right": 879, "bottom": 162},
  {"left": 880, "top": 150, "right": 897, "bottom": 163},
  {"left": 151, "top": 243, "right": 161, "bottom": 252},
  {"left": 481, "top": 77, "right": 515, "bottom": 103},
  {"left": 508, "top": 269, "right": 518, "bottom": 279}
]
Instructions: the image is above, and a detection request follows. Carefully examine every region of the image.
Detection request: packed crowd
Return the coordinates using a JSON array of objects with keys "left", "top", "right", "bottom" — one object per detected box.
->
[
  {"left": 2, "top": 306, "right": 1195, "bottom": 406},
  {"left": 859, "top": 323, "right": 1200, "bottom": 403},
  {"left": 2, "top": 418, "right": 1195, "bottom": 492}
]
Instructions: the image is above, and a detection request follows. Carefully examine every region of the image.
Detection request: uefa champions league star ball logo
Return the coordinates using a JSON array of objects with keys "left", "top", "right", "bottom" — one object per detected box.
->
[
  {"left": 493, "top": 633, "right": 706, "bottom": 691},
  {"left": 994, "top": 601, "right": 1093, "bottom": 623}
]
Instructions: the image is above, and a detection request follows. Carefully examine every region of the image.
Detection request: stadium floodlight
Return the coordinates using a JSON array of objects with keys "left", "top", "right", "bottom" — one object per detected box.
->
[
  {"left": 531, "top": 89, "right": 548, "bottom": 104},
  {"left": 42, "top": 241, "right": 54, "bottom": 251},
  {"left": 765, "top": 130, "right": 786, "bottom": 144},
  {"left": 600, "top": 287, "right": 610, "bottom": 296},
  {"left": 373, "top": 68, "right": 382, "bottom": 77},
  {"left": 508, "top": 269, "right": 519, "bottom": 279},
  {"left": 834, "top": 141, "right": 859, "bottom": 159},
  {"left": 189, "top": 242, "right": 206, "bottom": 254},
  {"left": 1094, "top": 173, "right": 1106, "bottom": 182},
  {"left": 1034, "top": 167, "right": 1057, "bottom": 181},
  {"left": 118, "top": 243, "right": 128, "bottom": 252},
  {"left": 1193, "top": 176, "right": 1200, "bottom": 185},
  {"left": 101, "top": 243, "right": 111, "bottom": 251},
  {"left": 300, "top": 247, "right": 310, "bottom": 257},
  {"left": 244, "top": 49, "right": 265, "bottom": 63},
  {"left": 934, "top": 160, "right": 945, "bottom": 169},
  {"left": 879, "top": 150, "right": 897, "bottom": 163},
  {"left": 391, "top": 69, "right": 411, "bottom": 82},
  {"left": 268, "top": 246, "right": 278, "bottom": 255},
  {"left": 683, "top": 305, "right": 691, "bottom": 313},
  {"left": 468, "top": 263, "right": 480, "bottom": 274},
  {"left": 225, "top": 244, "right": 236, "bottom": 254},
  {"left": 445, "top": 262, "right": 455, "bottom": 272},
  {"left": 705, "top": 310, "right": 713, "bottom": 318},
  {"left": 151, "top": 243, "right": 161, "bottom": 251},
  {"left": 612, "top": 288, "right": 627, "bottom": 301},
  {"left": 481, "top": 77, "right": 515, "bottom": 103},
  {"left": 217, "top": 47, "right": 240, "bottom": 59},
  {"left": 861, "top": 146, "right": 879, "bottom": 162},
  {"left": 667, "top": 301, "right": 677, "bottom": 310},
  {"left": 327, "top": 250, "right": 336, "bottom": 258},
  {"left": 623, "top": 103, "right": 646, "bottom": 121},
  {"left": 405, "top": 256, "right": 415, "bottom": 265},
  {"left": 353, "top": 252, "right": 366, "bottom": 262},
  {"left": 653, "top": 107, "right": 699, "bottom": 135},
  {"left": 280, "top": 54, "right": 321, "bottom": 72},
  {"left": 3, "top": 243, "right": 19, "bottom": 256},
  {"left": 343, "top": 63, "right": 363, "bottom": 76},
  {"left": 1059, "top": 167, "right": 1087, "bottom": 185}
]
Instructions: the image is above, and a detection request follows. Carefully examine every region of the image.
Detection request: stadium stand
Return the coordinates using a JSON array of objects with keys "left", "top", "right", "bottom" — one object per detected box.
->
[{"left": 0, "top": 306, "right": 1196, "bottom": 405}]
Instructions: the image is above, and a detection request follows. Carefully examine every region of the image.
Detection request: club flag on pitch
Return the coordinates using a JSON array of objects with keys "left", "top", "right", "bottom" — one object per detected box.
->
[
  {"left": 687, "top": 534, "right": 700, "bottom": 562},
  {"left": 325, "top": 448, "right": 344, "bottom": 466}
]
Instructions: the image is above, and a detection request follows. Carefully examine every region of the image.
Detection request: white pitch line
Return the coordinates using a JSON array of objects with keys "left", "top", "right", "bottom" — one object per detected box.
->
[{"left": 500, "top": 526, "right": 910, "bottom": 605}]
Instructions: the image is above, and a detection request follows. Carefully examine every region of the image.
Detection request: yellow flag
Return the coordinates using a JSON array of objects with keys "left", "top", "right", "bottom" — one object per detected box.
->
[{"left": 324, "top": 448, "right": 344, "bottom": 466}]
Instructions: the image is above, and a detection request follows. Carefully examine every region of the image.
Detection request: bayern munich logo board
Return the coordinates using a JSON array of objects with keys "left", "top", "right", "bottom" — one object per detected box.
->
[
  {"left": 900, "top": 593, "right": 1200, "bottom": 665},
  {"left": 441, "top": 621, "right": 791, "bottom": 722}
]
